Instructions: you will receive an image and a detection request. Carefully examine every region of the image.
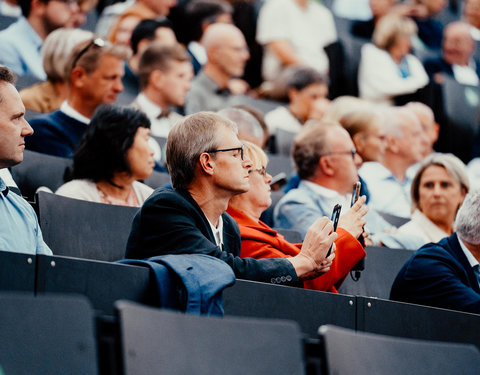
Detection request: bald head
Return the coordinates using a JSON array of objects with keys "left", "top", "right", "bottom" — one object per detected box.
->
[
  {"left": 443, "top": 21, "right": 475, "bottom": 65},
  {"left": 406, "top": 102, "right": 438, "bottom": 157},
  {"left": 202, "top": 23, "right": 244, "bottom": 50}
]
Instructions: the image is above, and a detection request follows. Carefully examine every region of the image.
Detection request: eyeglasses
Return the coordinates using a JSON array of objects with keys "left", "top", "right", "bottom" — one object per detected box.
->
[
  {"left": 205, "top": 145, "right": 244, "bottom": 160},
  {"left": 71, "top": 38, "right": 106, "bottom": 69},
  {"left": 321, "top": 147, "right": 357, "bottom": 159},
  {"left": 249, "top": 166, "right": 267, "bottom": 177}
]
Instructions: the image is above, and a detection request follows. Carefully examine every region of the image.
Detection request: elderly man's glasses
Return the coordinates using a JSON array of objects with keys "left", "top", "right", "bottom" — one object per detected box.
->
[
  {"left": 71, "top": 38, "right": 106, "bottom": 69},
  {"left": 321, "top": 147, "right": 357, "bottom": 159},
  {"left": 206, "top": 145, "right": 244, "bottom": 160}
]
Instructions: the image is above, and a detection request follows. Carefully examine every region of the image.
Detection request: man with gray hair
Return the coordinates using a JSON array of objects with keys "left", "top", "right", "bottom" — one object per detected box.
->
[
  {"left": 391, "top": 190, "right": 480, "bottom": 314},
  {"left": 359, "top": 106, "right": 429, "bottom": 218},
  {"left": 126, "top": 111, "right": 337, "bottom": 285}
]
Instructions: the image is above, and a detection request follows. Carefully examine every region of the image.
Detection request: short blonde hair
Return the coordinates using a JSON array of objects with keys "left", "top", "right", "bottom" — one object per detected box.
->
[
  {"left": 339, "top": 109, "right": 382, "bottom": 138},
  {"left": 243, "top": 141, "right": 268, "bottom": 170},
  {"left": 373, "top": 14, "right": 417, "bottom": 51}
]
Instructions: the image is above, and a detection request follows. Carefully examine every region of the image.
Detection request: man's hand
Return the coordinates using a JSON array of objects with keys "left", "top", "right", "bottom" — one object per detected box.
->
[
  {"left": 338, "top": 195, "right": 368, "bottom": 239},
  {"left": 288, "top": 217, "right": 337, "bottom": 280}
]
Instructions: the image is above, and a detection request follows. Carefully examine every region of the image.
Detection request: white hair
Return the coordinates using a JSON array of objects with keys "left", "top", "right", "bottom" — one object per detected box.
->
[{"left": 454, "top": 190, "right": 480, "bottom": 245}]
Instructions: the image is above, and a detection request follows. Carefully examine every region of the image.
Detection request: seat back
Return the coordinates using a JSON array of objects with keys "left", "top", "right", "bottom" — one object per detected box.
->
[
  {"left": 10, "top": 150, "right": 71, "bottom": 200},
  {"left": 116, "top": 300, "right": 305, "bottom": 375},
  {"left": 274, "top": 128, "right": 296, "bottom": 156},
  {"left": 338, "top": 246, "right": 414, "bottom": 299},
  {"left": 266, "top": 153, "right": 294, "bottom": 177},
  {"left": 320, "top": 324, "right": 480, "bottom": 375},
  {"left": 0, "top": 294, "right": 98, "bottom": 375},
  {"left": 0, "top": 250, "right": 36, "bottom": 294},
  {"left": 36, "top": 255, "right": 155, "bottom": 315},
  {"left": 36, "top": 191, "right": 139, "bottom": 261},
  {"left": 224, "top": 279, "right": 356, "bottom": 337}
]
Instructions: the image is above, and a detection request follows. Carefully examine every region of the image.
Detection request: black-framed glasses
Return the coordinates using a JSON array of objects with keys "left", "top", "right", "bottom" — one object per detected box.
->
[
  {"left": 321, "top": 147, "right": 357, "bottom": 159},
  {"left": 71, "top": 38, "right": 106, "bottom": 69},
  {"left": 205, "top": 145, "right": 244, "bottom": 160}
]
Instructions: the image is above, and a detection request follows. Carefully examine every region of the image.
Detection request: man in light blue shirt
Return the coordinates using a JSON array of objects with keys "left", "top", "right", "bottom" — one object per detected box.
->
[
  {"left": 0, "top": 65, "right": 52, "bottom": 255},
  {"left": 0, "top": 0, "right": 80, "bottom": 79},
  {"left": 359, "top": 107, "right": 428, "bottom": 219}
]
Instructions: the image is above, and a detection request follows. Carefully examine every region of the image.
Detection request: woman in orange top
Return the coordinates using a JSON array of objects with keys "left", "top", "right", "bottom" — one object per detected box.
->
[{"left": 227, "top": 141, "right": 367, "bottom": 293}]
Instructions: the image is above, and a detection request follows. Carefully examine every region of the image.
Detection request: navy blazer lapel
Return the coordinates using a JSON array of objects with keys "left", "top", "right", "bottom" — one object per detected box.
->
[{"left": 447, "top": 234, "right": 480, "bottom": 293}]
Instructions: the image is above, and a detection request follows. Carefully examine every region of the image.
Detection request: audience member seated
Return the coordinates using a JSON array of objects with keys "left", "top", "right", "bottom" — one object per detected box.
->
[
  {"left": 184, "top": 0, "right": 233, "bottom": 75},
  {"left": 255, "top": 0, "right": 337, "bottom": 82},
  {"left": 424, "top": 21, "right": 480, "bottom": 86},
  {"left": 0, "top": 0, "right": 81, "bottom": 79},
  {"left": 19, "top": 28, "right": 93, "bottom": 113},
  {"left": 323, "top": 95, "right": 372, "bottom": 122},
  {"left": 360, "top": 107, "right": 428, "bottom": 219},
  {"left": 339, "top": 108, "right": 387, "bottom": 202},
  {"left": 464, "top": 0, "right": 480, "bottom": 42},
  {"left": 358, "top": 14, "right": 429, "bottom": 105},
  {"left": 0, "top": 66, "right": 52, "bottom": 255},
  {"left": 185, "top": 23, "right": 250, "bottom": 114},
  {"left": 411, "top": 0, "right": 447, "bottom": 50},
  {"left": 56, "top": 106, "right": 153, "bottom": 206},
  {"left": 398, "top": 153, "right": 469, "bottom": 246},
  {"left": 391, "top": 189, "right": 480, "bottom": 314},
  {"left": 217, "top": 108, "right": 266, "bottom": 149},
  {"left": 405, "top": 101, "right": 439, "bottom": 158},
  {"left": 227, "top": 141, "right": 366, "bottom": 293},
  {"left": 264, "top": 66, "right": 330, "bottom": 135},
  {"left": 26, "top": 37, "right": 130, "bottom": 157},
  {"left": 132, "top": 43, "right": 192, "bottom": 137},
  {"left": 275, "top": 119, "right": 421, "bottom": 248},
  {"left": 107, "top": 0, "right": 176, "bottom": 47},
  {"left": 122, "top": 18, "right": 177, "bottom": 102},
  {"left": 126, "top": 111, "right": 338, "bottom": 285}
]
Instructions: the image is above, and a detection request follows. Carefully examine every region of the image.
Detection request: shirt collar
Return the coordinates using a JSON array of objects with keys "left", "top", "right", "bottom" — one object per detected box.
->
[
  {"left": 188, "top": 41, "right": 208, "bottom": 65},
  {"left": 206, "top": 215, "right": 224, "bottom": 247},
  {"left": 60, "top": 101, "right": 91, "bottom": 124},
  {"left": 0, "top": 177, "right": 8, "bottom": 196},
  {"left": 136, "top": 93, "right": 164, "bottom": 118},
  {"left": 458, "top": 236, "right": 479, "bottom": 269}
]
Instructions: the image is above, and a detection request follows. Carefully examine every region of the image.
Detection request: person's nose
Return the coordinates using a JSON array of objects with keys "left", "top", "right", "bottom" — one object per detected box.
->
[
  {"left": 21, "top": 119, "right": 34, "bottom": 137},
  {"left": 265, "top": 172, "right": 272, "bottom": 184},
  {"left": 432, "top": 183, "right": 442, "bottom": 196},
  {"left": 353, "top": 152, "right": 363, "bottom": 168},
  {"left": 114, "top": 77, "right": 123, "bottom": 93},
  {"left": 242, "top": 157, "right": 253, "bottom": 169}
]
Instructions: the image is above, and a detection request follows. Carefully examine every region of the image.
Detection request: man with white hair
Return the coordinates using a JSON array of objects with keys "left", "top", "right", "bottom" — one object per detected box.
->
[
  {"left": 217, "top": 107, "right": 265, "bottom": 148},
  {"left": 391, "top": 190, "right": 480, "bottom": 314},
  {"left": 185, "top": 23, "right": 250, "bottom": 114},
  {"left": 359, "top": 106, "right": 429, "bottom": 218}
]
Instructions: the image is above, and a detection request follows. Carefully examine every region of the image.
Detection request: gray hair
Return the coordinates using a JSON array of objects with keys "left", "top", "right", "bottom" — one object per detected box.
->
[
  {"left": 217, "top": 107, "right": 264, "bottom": 140},
  {"left": 411, "top": 153, "right": 469, "bottom": 212},
  {"left": 42, "top": 28, "right": 93, "bottom": 83},
  {"left": 0, "top": 65, "right": 15, "bottom": 103},
  {"left": 373, "top": 14, "right": 417, "bottom": 51},
  {"left": 454, "top": 190, "right": 480, "bottom": 245},
  {"left": 293, "top": 120, "right": 338, "bottom": 180},
  {"left": 381, "top": 107, "right": 418, "bottom": 138},
  {"left": 166, "top": 111, "right": 238, "bottom": 189}
]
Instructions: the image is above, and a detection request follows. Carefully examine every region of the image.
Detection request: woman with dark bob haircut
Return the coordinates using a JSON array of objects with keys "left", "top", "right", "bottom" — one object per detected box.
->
[{"left": 56, "top": 105, "right": 155, "bottom": 206}]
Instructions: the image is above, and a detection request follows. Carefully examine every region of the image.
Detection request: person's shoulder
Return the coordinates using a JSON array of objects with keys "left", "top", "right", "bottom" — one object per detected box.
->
[
  {"left": 277, "top": 182, "right": 314, "bottom": 205},
  {"left": 132, "top": 181, "right": 154, "bottom": 203}
]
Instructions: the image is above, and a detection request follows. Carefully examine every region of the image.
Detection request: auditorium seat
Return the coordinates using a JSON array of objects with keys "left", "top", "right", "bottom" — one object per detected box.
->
[
  {"left": 36, "top": 191, "right": 138, "bottom": 261},
  {"left": 116, "top": 300, "right": 306, "bottom": 375},
  {"left": 10, "top": 150, "right": 71, "bottom": 201},
  {"left": 319, "top": 324, "right": 480, "bottom": 375},
  {"left": 0, "top": 294, "right": 98, "bottom": 375}
]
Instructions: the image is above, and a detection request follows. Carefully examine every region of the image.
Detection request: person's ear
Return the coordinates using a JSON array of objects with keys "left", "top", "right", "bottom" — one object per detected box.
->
[
  {"left": 352, "top": 133, "right": 364, "bottom": 154},
  {"left": 198, "top": 153, "right": 215, "bottom": 176},
  {"left": 386, "top": 135, "right": 398, "bottom": 153},
  {"left": 319, "top": 156, "right": 334, "bottom": 177},
  {"left": 150, "top": 69, "right": 164, "bottom": 90},
  {"left": 70, "top": 66, "right": 88, "bottom": 89}
]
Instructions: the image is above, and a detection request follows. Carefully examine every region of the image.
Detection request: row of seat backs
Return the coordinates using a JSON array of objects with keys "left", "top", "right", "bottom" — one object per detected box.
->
[
  {"left": 2, "top": 249, "right": 480, "bottom": 351},
  {"left": 2, "top": 291, "right": 480, "bottom": 375}
]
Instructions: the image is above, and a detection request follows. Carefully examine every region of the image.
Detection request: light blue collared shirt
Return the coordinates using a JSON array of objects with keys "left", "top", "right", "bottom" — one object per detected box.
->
[
  {"left": 0, "top": 16, "right": 46, "bottom": 80},
  {"left": 359, "top": 161, "right": 413, "bottom": 219},
  {"left": 0, "top": 177, "right": 52, "bottom": 255}
]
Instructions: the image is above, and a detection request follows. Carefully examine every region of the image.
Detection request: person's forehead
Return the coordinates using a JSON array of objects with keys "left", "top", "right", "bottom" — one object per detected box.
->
[
  {"left": 0, "top": 82, "right": 22, "bottom": 110},
  {"left": 328, "top": 126, "right": 352, "bottom": 148}
]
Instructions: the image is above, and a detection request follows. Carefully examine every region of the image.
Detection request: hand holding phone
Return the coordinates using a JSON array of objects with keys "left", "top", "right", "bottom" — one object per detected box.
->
[
  {"left": 350, "top": 181, "right": 365, "bottom": 247},
  {"left": 326, "top": 204, "right": 341, "bottom": 257}
]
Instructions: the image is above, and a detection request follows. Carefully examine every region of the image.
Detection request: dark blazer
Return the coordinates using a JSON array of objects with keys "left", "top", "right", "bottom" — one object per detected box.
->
[
  {"left": 424, "top": 57, "right": 480, "bottom": 81},
  {"left": 390, "top": 233, "right": 480, "bottom": 314},
  {"left": 126, "top": 188, "right": 300, "bottom": 286}
]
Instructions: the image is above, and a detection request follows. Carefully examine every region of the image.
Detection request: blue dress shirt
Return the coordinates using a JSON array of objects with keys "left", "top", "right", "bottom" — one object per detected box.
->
[
  {"left": 0, "top": 17, "right": 46, "bottom": 80},
  {"left": 0, "top": 178, "right": 52, "bottom": 255}
]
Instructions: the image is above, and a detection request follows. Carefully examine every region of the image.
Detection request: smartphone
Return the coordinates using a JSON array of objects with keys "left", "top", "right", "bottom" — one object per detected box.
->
[
  {"left": 350, "top": 181, "right": 365, "bottom": 247},
  {"left": 327, "top": 204, "right": 341, "bottom": 257},
  {"left": 350, "top": 181, "right": 361, "bottom": 207},
  {"left": 269, "top": 172, "right": 287, "bottom": 188}
]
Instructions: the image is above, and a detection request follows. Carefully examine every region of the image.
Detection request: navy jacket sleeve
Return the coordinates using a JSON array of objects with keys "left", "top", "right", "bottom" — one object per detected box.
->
[
  {"left": 390, "top": 234, "right": 480, "bottom": 314},
  {"left": 126, "top": 188, "right": 300, "bottom": 286}
]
